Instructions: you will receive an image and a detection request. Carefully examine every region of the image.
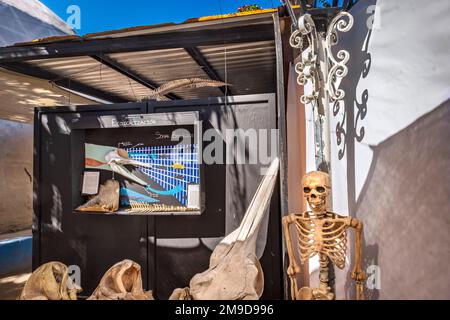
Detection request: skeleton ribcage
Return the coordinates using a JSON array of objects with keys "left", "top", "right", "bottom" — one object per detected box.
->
[{"left": 295, "top": 215, "right": 349, "bottom": 269}]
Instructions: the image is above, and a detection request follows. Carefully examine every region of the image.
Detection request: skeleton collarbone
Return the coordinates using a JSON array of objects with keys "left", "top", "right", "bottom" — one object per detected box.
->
[{"left": 295, "top": 211, "right": 350, "bottom": 269}]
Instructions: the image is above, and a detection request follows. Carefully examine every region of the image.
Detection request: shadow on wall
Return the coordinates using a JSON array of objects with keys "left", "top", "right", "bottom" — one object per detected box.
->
[
  {"left": 332, "top": 0, "right": 449, "bottom": 300},
  {"left": 0, "top": 69, "right": 96, "bottom": 123},
  {"left": 349, "top": 100, "right": 450, "bottom": 299},
  {"left": 334, "top": 0, "right": 450, "bottom": 300},
  {"left": 329, "top": 0, "right": 376, "bottom": 299},
  {"left": 334, "top": 0, "right": 375, "bottom": 212},
  {"left": 154, "top": 238, "right": 212, "bottom": 300}
]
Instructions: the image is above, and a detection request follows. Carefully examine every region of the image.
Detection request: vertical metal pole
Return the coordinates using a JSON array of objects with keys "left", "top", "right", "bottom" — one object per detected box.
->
[
  {"left": 316, "top": 35, "right": 333, "bottom": 179},
  {"left": 281, "top": 0, "right": 299, "bottom": 28},
  {"left": 315, "top": 32, "right": 336, "bottom": 296}
]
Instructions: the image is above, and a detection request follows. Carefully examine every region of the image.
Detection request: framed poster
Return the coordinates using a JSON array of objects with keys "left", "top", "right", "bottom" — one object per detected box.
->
[{"left": 74, "top": 112, "right": 203, "bottom": 215}]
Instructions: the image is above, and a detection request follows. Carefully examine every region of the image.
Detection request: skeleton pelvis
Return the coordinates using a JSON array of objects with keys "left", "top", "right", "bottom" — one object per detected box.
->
[{"left": 297, "top": 287, "right": 335, "bottom": 300}]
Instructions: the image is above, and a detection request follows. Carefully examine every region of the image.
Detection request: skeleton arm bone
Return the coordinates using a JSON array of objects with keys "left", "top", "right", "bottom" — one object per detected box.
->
[
  {"left": 282, "top": 214, "right": 302, "bottom": 300},
  {"left": 349, "top": 217, "right": 366, "bottom": 300}
]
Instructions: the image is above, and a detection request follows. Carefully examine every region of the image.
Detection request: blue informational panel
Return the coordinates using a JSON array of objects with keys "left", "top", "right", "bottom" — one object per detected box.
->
[
  {"left": 126, "top": 144, "right": 200, "bottom": 206},
  {"left": 79, "top": 112, "right": 203, "bottom": 214}
]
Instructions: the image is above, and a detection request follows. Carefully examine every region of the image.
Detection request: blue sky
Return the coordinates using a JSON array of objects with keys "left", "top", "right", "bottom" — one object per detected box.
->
[{"left": 40, "top": 0, "right": 281, "bottom": 35}]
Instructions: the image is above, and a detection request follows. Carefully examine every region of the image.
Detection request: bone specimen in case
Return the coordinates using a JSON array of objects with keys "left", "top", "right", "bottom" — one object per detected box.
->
[
  {"left": 76, "top": 179, "right": 119, "bottom": 213},
  {"left": 19, "top": 262, "right": 81, "bottom": 300}
]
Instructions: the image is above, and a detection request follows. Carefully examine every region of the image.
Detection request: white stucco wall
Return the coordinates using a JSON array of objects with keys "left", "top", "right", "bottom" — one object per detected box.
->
[
  {"left": 302, "top": 0, "right": 450, "bottom": 299},
  {"left": 0, "top": 119, "right": 33, "bottom": 234},
  {"left": 0, "top": 1, "right": 75, "bottom": 234}
]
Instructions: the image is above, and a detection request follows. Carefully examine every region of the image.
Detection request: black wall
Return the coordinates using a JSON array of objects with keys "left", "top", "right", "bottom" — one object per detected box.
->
[{"left": 33, "top": 94, "right": 283, "bottom": 299}]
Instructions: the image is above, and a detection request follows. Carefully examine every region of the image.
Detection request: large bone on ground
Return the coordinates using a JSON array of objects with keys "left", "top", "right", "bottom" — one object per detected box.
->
[
  {"left": 19, "top": 262, "right": 81, "bottom": 300},
  {"left": 170, "top": 158, "right": 279, "bottom": 300},
  {"left": 76, "top": 179, "right": 119, "bottom": 213},
  {"left": 88, "top": 259, "right": 153, "bottom": 300}
]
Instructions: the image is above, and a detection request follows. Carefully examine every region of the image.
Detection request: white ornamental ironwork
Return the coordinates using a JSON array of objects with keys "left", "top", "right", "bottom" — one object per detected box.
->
[{"left": 289, "top": 11, "right": 354, "bottom": 172}]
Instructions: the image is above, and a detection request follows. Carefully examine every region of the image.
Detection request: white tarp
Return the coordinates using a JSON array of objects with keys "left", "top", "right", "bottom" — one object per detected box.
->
[{"left": 0, "top": 0, "right": 74, "bottom": 47}]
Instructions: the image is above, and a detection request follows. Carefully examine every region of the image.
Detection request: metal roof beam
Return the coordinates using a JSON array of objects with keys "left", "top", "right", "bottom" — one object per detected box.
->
[
  {"left": 185, "top": 47, "right": 231, "bottom": 95},
  {"left": 0, "top": 62, "right": 128, "bottom": 103},
  {"left": 0, "top": 24, "right": 275, "bottom": 63},
  {"left": 91, "top": 54, "right": 180, "bottom": 100}
]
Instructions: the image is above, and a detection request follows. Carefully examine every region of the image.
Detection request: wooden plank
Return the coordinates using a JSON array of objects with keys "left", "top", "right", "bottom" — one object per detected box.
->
[
  {"left": 273, "top": 13, "right": 289, "bottom": 299},
  {"left": 32, "top": 108, "right": 41, "bottom": 270}
]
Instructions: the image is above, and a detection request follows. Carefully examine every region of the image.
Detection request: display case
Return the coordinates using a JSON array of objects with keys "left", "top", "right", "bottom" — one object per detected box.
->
[
  {"left": 33, "top": 94, "right": 282, "bottom": 299},
  {"left": 71, "top": 112, "right": 204, "bottom": 215}
]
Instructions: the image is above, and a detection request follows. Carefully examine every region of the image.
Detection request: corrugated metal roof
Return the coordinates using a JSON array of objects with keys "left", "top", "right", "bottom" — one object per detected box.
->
[
  {"left": 0, "top": 7, "right": 283, "bottom": 121},
  {"left": 198, "top": 41, "right": 276, "bottom": 95},
  {"left": 109, "top": 48, "right": 222, "bottom": 99},
  {"left": 25, "top": 56, "right": 155, "bottom": 101},
  {"left": 0, "top": 67, "right": 96, "bottom": 122}
]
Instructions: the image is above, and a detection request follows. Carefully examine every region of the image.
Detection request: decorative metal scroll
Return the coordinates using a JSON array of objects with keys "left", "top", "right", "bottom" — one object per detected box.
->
[
  {"left": 326, "top": 12, "right": 354, "bottom": 160},
  {"left": 289, "top": 14, "right": 320, "bottom": 105},
  {"left": 325, "top": 12, "right": 354, "bottom": 102},
  {"left": 290, "top": 11, "right": 355, "bottom": 160}
]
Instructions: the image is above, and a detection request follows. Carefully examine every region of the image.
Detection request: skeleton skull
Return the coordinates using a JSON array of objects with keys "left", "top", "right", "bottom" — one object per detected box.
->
[{"left": 302, "top": 171, "right": 330, "bottom": 213}]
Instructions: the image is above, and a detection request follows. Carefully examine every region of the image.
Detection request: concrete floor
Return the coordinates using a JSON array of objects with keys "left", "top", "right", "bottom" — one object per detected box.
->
[
  {"left": 0, "top": 229, "right": 31, "bottom": 240},
  {"left": 0, "top": 270, "right": 30, "bottom": 300}
]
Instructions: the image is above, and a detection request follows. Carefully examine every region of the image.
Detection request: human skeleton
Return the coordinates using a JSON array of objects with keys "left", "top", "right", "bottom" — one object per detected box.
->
[{"left": 283, "top": 171, "right": 365, "bottom": 300}]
